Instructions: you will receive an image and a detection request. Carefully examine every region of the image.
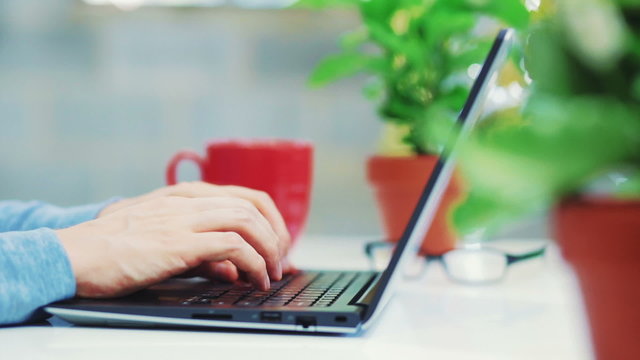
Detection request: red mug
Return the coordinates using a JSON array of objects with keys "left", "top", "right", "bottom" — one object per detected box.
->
[{"left": 166, "top": 139, "right": 313, "bottom": 243}]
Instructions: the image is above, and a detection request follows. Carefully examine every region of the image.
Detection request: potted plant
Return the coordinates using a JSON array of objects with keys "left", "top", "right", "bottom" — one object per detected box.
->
[
  {"left": 296, "top": 0, "right": 530, "bottom": 254},
  {"left": 454, "top": 1, "right": 640, "bottom": 358}
]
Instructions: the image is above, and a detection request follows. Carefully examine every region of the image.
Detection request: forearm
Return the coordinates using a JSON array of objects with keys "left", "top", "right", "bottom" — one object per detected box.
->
[
  {"left": 0, "top": 199, "right": 120, "bottom": 232},
  {"left": 0, "top": 229, "right": 76, "bottom": 325}
]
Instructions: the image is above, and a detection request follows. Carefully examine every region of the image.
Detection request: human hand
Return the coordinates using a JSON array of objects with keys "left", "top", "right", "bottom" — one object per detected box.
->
[
  {"left": 100, "top": 181, "right": 291, "bottom": 251},
  {"left": 99, "top": 181, "right": 296, "bottom": 280},
  {"left": 57, "top": 196, "right": 284, "bottom": 298}
]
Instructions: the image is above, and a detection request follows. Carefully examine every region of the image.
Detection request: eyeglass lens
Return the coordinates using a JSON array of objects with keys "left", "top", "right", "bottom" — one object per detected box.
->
[{"left": 442, "top": 249, "right": 508, "bottom": 283}]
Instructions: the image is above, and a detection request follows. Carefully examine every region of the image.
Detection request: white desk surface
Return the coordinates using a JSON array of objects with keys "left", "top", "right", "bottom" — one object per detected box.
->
[{"left": 0, "top": 236, "right": 592, "bottom": 360}]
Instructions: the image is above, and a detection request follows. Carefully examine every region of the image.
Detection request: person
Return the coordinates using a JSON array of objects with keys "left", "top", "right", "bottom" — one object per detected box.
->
[{"left": 0, "top": 181, "right": 293, "bottom": 326}]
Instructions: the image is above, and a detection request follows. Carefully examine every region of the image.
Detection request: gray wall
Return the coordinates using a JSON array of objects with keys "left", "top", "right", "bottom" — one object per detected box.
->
[{"left": 0, "top": 0, "right": 384, "bottom": 236}]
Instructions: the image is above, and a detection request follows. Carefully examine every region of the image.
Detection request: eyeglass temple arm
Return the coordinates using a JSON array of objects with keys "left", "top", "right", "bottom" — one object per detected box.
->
[
  {"left": 505, "top": 247, "right": 546, "bottom": 265},
  {"left": 365, "top": 241, "right": 390, "bottom": 258}
]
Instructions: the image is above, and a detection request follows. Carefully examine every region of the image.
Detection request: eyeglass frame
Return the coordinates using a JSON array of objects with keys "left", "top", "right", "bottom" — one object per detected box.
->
[{"left": 364, "top": 240, "right": 547, "bottom": 284}]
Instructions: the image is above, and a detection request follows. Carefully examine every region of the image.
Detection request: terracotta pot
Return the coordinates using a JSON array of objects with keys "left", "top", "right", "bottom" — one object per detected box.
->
[
  {"left": 366, "top": 155, "right": 464, "bottom": 255},
  {"left": 554, "top": 196, "right": 640, "bottom": 360}
]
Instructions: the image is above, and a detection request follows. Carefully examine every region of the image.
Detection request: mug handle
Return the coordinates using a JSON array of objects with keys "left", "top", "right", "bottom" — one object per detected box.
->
[{"left": 166, "top": 150, "right": 207, "bottom": 185}]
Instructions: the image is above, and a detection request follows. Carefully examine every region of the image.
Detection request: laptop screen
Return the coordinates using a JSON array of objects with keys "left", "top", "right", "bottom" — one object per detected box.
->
[{"left": 364, "top": 29, "right": 515, "bottom": 321}]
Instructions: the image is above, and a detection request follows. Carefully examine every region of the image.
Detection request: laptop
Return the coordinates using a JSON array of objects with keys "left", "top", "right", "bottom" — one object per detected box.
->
[{"left": 45, "top": 29, "right": 514, "bottom": 334}]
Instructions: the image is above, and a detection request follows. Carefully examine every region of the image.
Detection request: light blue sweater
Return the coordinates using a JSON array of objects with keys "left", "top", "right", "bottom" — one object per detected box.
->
[{"left": 0, "top": 200, "right": 115, "bottom": 326}]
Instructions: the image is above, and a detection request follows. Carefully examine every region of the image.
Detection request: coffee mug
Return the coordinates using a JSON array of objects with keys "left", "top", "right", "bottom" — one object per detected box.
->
[{"left": 166, "top": 139, "right": 313, "bottom": 243}]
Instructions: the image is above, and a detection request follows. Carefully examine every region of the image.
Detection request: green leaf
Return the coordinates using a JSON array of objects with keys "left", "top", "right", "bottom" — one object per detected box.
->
[
  {"left": 475, "top": 0, "right": 531, "bottom": 30},
  {"left": 617, "top": 171, "right": 640, "bottom": 198},
  {"left": 452, "top": 191, "right": 534, "bottom": 235},
  {"left": 365, "top": 21, "right": 405, "bottom": 52},
  {"left": 362, "top": 77, "right": 384, "bottom": 100},
  {"left": 525, "top": 22, "right": 572, "bottom": 95},
  {"left": 308, "top": 53, "right": 376, "bottom": 87},
  {"left": 438, "top": 86, "right": 470, "bottom": 111},
  {"left": 411, "top": 100, "right": 458, "bottom": 153},
  {"left": 421, "top": 8, "right": 476, "bottom": 46},
  {"left": 379, "top": 97, "right": 424, "bottom": 124},
  {"left": 448, "top": 40, "right": 493, "bottom": 71},
  {"left": 359, "top": 0, "right": 398, "bottom": 23},
  {"left": 340, "top": 28, "right": 369, "bottom": 51},
  {"left": 365, "top": 21, "right": 425, "bottom": 65},
  {"left": 292, "top": 0, "right": 360, "bottom": 9}
]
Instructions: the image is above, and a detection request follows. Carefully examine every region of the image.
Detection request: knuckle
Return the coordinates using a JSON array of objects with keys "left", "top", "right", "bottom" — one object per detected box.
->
[
  {"left": 255, "top": 190, "right": 272, "bottom": 203},
  {"left": 232, "top": 207, "right": 255, "bottom": 225},
  {"left": 176, "top": 181, "right": 190, "bottom": 188},
  {"left": 191, "top": 180, "right": 207, "bottom": 188},
  {"left": 224, "top": 232, "right": 245, "bottom": 249},
  {"left": 251, "top": 255, "right": 267, "bottom": 272},
  {"left": 167, "top": 195, "right": 188, "bottom": 206},
  {"left": 264, "top": 241, "right": 279, "bottom": 259},
  {"left": 282, "top": 236, "right": 292, "bottom": 251},
  {"left": 235, "top": 198, "right": 254, "bottom": 210},
  {"left": 170, "top": 181, "right": 204, "bottom": 194},
  {"left": 151, "top": 196, "right": 174, "bottom": 208},
  {"left": 124, "top": 212, "right": 146, "bottom": 224},
  {"left": 170, "top": 181, "right": 190, "bottom": 192}
]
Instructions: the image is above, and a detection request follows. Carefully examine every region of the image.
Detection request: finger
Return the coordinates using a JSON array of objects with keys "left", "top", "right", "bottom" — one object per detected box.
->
[
  {"left": 198, "top": 261, "right": 239, "bottom": 283},
  {"left": 219, "top": 186, "right": 292, "bottom": 256},
  {"left": 188, "top": 204, "right": 282, "bottom": 281},
  {"left": 165, "top": 181, "right": 224, "bottom": 198},
  {"left": 188, "top": 232, "right": 270, "bottom": 291},
  {"left": 154, "top": 195, "right": 284, "bottom": 280},
  {"left": 153, "top": 196, "right": 281, "bottom": 280},
  {"left": 170, "top": 182, "right": 292, "bottom": 256}
]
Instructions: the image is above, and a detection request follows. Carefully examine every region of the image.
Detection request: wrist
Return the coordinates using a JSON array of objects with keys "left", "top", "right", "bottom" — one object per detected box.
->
[
  {"left": 55, "top": 224, "right": 97, "bottom": 297},
  {"left": 98, "top": 197, "right": 130, "bottom": 217}
]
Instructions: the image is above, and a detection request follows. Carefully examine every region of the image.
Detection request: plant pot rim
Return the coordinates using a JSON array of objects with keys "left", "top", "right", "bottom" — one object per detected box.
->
[
  {"left": 367, "top": 154, "right": 440, "bottom": 184},
  {"left": 560, "top": 194, "right": 640, "bottom": 209},
  {"left": 368, "top": 154, "right": 439, "bottom": 160}
]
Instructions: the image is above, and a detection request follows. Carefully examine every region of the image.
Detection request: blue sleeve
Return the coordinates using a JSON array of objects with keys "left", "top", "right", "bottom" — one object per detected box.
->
[
  {"left": 0, "top": 198, "right": 120, "bottom": 232},
  {"left": 0, "top": 228, "right": 76, "bottom": 325}
]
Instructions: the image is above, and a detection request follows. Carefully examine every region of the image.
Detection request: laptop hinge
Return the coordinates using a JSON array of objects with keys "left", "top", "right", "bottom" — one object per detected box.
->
[{"left": 351, "top": 273, "right": 382, "bottom": 307}]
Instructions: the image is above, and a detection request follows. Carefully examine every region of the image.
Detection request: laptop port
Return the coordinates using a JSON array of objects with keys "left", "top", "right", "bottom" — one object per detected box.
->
[
  {"left": 260, "top": 312, "right": 282, "bottom": 323},
  {"left": 295, "top": 316, "right": 317, "bottom": 329},
  {"left": 192, "top": 313, "right": 233, "bottom": 321},
  {"left": 334, "top": 316, "right": 347, "bottom": 323}
]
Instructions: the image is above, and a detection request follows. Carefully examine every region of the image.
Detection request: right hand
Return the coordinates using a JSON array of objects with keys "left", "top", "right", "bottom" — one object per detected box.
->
[{"left": 56, "top": 196, "right": 283, "bottom": 298}]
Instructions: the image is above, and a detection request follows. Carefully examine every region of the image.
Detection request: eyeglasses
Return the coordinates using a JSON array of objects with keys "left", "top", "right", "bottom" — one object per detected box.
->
[{"left": 364, "top": 241, "right": 547, "bottom": 284}]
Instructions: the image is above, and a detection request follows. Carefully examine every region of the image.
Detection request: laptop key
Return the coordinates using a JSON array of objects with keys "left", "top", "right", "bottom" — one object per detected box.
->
[
  {"left": 200, "top": 294, "right": 222, "bottom": 300},
  {"left": 288, "top": 301, "right": 314, "bottom": 307},
  {"left": 263, "top": 301, "right": 288, "bottom": 307},
  {"left": 194, "top": 298, "right": 212, "bottom": 305},
  {"left": 211, "top": 298, "right": 237, "bottom": 306},
  {"left": 226, "top": 291, "right": 250, "bottom": 296},
  {"left": 300, "top": 290, "right": 324, "bottom": 295},
  {"left": 237, "top": 300, "right": 263, "bottom": 307}
]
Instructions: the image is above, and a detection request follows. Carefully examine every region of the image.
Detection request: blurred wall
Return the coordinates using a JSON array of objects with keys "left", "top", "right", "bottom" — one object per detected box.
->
[{"left": 0, "top": 0, "right": 384, "bottom": 236}]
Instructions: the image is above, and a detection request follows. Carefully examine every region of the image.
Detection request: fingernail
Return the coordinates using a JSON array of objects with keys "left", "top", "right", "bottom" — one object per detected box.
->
[{"left": 263, "top": 277, "right": 271, "bottom": 291}]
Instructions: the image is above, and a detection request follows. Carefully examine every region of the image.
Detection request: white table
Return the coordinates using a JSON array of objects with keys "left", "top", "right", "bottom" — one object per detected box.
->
[{"left": 0, "top": 237, "right": 592, "bottom": 360}]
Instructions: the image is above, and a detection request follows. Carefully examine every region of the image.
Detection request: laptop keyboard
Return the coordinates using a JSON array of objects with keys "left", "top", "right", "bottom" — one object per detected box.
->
[{"left": 180, "top": 272, "right": 357, "bottom": 308}]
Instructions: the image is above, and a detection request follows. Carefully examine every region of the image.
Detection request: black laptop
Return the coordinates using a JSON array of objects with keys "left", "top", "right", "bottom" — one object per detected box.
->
[{"left": 46, "top": 29, "right": 514, "bottom": 334}]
